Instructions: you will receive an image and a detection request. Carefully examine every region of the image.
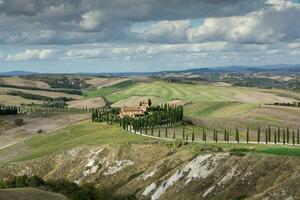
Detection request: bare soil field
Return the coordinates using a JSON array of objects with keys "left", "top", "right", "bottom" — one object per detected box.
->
[
  {"left": 0, "top": 87, "right": 83, "bottom": 100},
  {"left": 86, "top": 77, "right": 130, "bottom": 89},
  {"left": 68, "top": 97, "right": 106, "bottom": 108},
  {"left": 0, "top": 77, "right": 49, "bottom": 89},
  {"left": 0, "top": 95, "right": 43, "bottom": 106},
  {"left": 0, "top": 113, "right": 89, "bottom": 149}
]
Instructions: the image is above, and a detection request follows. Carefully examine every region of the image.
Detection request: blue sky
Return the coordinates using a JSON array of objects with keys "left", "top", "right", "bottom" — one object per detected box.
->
[{"left": 0, "top": 0, "right": 300, "bottom": 73}]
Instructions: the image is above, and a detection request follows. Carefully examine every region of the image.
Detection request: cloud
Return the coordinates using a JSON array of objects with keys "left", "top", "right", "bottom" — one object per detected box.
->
[
  {"left": 138, "top": 20, "right": 191, "bottom": 43},
  {"left": 4, "top": 49, "right": 53, "bottom": 61},
  {"left": 0, "top": 0, "right": 267, "bottom": 45},
  {"left": 187, "top": 1, "right": 300, "bottom": 44}
]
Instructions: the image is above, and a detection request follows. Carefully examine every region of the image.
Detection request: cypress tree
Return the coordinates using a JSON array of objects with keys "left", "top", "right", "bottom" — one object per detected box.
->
[
  {"left": 287, "top": 127, "right": 290, "bottom": 143},
  {"left": 165, "top": 127, "right": 168, "bottom": 138},
  {"left": 246, "top": 127, "right": 249, "bottom": 144},
  {"left": 283, "top": 129, "right": 286, "bottom": 145},
  {"left": 151, "top": 125, "right": 154, "bottom": 136},
  {"left": 158, "top": 127, "right": 161, "bottom": 137},
  {"left": 215, "top": 131, "right": 218, "bottom": 143},
  {"left": 268, "top": 125, "right": 271, "bottom": 142},
  {"left": 236, "top": 128, "right": 239, "bottom": 143},
  {"left": 297, "top": 129, "right": 300, "bottom": 145},
  {"left": 257, "top": 126, "right": 261, "bottom": 143},
  {"left": 265, "top": 129, "right": 268, "bottom": 144},
  {"left": 173, "top": 131, "right": 175, "bottom": 140},
  {"left": 202, "top": 127, "right": 205, "bottom": 142},
  {"left": 192, "top": 131, "right": 195, "bottom": 142},
  {"left": 274, "top": 130, "right": 277, "bottom": 144},
  {"left": 224, "top": 129, "right": 227, "bottom": 142},
  {"left": 292, "top": 130, "right": 295, "bottom": 145},
  {"left": 278, "top": 127, "right": 281, "bottom": 143}
]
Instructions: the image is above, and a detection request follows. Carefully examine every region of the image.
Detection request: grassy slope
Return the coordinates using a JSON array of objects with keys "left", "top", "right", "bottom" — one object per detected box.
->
[
  {"left": 83, "top": 80, "right": 136, "bottom": 99},
  {"left": 0, "top": 121, "right": 155, "bottom": 164},
  {"left": 103, "top": 81, "right": 300, "bottom": 104},
  {"left": 0, "top": 188, "right": 68, "bottom": 200},
  {"left": 184, "top": 102, "right": 258, "bottom": 118}
]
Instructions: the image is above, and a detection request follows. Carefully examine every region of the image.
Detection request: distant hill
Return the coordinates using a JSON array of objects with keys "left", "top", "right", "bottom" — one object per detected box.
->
[{"left": 0, "top": 71, "right": 36, "bottom": 76}]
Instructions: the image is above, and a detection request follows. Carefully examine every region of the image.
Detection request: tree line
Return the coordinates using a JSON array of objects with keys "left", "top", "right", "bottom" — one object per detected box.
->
[
  {"left": 0, "top": 175, "right": 135, "bottom": 200},
  {"left": 6, "top": 90, "right": 73, "bottom": 102},
  {"left": 0, "top": 104, "right": 18, "bottom": 115},
  {"left": 128, "top": 124, "right": 300, "bottom": 146},
  {"left": 0, "top": 83, "right": 83, "bottom": 95}
]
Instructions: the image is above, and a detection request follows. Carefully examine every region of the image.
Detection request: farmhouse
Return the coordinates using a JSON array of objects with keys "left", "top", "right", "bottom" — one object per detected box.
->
[{"left": 119, "top": 99, "right": 150, "bottom": 118}]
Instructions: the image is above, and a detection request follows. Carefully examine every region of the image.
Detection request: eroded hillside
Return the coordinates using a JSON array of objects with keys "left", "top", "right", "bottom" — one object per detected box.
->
[{"left": 1, "top": 143, "right": 299, "bottom": 200}]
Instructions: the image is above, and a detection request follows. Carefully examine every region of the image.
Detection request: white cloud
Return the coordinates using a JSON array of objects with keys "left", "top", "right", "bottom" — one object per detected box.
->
[
  {"left": 139, "top": 20, "right": 191, "bottom": 43},
  {"left": 79, "top": 11, "right": 104, "bottom": 31},
  {"left": 64, "top": 49, "right": 103, "bottom": 59},
  {"left": 187, "top": 1, "right": 300, "bottom": 44},
  {"left": 4, "top": 49, "right": 53, "bottom": 61}
]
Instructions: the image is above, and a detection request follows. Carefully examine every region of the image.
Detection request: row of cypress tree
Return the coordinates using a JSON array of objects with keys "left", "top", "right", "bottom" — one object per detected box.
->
[
  {"left": 131, "top": 125, "right": 300, "bottom": 145},
  {"left": 0, "top": 104, "right": 18, "bottom": 115}
]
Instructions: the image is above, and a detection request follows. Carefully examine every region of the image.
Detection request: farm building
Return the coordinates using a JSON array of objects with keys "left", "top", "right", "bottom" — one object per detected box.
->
[{"left": 119, "top": 99, "right": 150, "bottom": 118}]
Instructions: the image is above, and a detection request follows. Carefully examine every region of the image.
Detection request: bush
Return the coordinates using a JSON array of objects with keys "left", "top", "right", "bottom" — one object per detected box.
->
[
  {"left": 14, "top": 118, "right": 24, "bottom": 126},
  {"left": 37, "top": 129, "right": 43, "bottom": 133}
]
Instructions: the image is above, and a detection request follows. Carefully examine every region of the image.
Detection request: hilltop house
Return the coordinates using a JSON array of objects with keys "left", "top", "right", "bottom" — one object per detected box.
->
[{"left": 119, "top": 99, "right": 150, "bottom": 118}]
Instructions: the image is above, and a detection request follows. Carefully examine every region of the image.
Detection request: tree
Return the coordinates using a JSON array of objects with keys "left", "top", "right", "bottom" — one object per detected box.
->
[
  {"left": 287, "top": 127, "right": 290, "bottom": 143},
  {"left": 265, "top": 129, "right": 268, "bottom": 144},
  {"left": 297, "top": 129, "right": 300, "bottom": 145},
  {"left": 268, "top": 125, "right": 271, "bottom": 142},
  {"left": 257, "top": 126, "right": 261, "bottom": 143},
  {"left": 173, "top": 131, "right": 175, "bottom": 140},
  {"left": 183, "top": 126, "right": 185, "bottom": 139},
  {"left": 246, "top": 127, "right": 249, "bottom": 144},
  {"left": 236, "top": 128, "right": 239, "bottom": 143},
  {"left": 148, "top": 98, "right": 152, "bottom": 107},
  {"left": 185, "top": 133, "right": 189, "bottom": 142},
  {"left": 278, "top": 127, "right": 281, "bottom": 143},
  {"left": 158, "top": 127, "right": 161, "bottom": 137},
  {"left": 274, "top": 130, "right": 277, "bottom": 144},
  {"left": 165, "top": 127, "right": 168, "bottom": 138},
  {"left": 283, "top": 129, "right": 286, "bottom": 145},
  {"left": 292, "top": 130, "right": 295, "bottom": 145},
  {"left": 192, "top": 131, "right": 195, "bottom": 142}
]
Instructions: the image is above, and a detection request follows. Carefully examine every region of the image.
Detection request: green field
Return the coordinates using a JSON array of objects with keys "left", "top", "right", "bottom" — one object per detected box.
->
[
  {"left": 83, "top": 80, "right": 137, "bottom": 99},
  {"left": 85, "top": 81, "right": 300, "bottom": 105},
  {"left": 0, "top": 121, "right": 155, "bottom": 164},
  {"left": 0, "top": 188, "right": 68, "bottom": 200},
  {"left": 184, "top": 102, "right": 258, "bottom": 118}
]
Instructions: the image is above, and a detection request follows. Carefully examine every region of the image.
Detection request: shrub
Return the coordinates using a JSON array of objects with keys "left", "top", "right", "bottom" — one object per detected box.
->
[{"left": 14, "top": 118, "right": 24, "bottom": 126}]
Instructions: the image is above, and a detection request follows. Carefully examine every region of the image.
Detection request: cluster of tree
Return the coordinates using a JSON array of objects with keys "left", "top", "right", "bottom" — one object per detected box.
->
[
  {"left": 21, "top": 75, "right": 88, "bottom": 89},
  {"left": 120, "top": 104, "right": 184, "bottom": 133},
  {"left": 0, "top": 104, "right": 18, "bottom": 115},
  {"left": 91, "top": 107, "right": 120, "bottom": 123},
  {"left": 0, "top": 83, "right": 83, "bottom": 95},
  {"left": 0, "top": 175, "right": 135, "bottom": 200},
  {"left": 272, "top": 102, "right": 300, "bottom": 108},
  {"left": 6, "top": 91, "right": 73, "bottom": 102}
]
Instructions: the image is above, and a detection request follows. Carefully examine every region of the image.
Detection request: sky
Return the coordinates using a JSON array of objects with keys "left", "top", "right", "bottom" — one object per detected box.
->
[{"left": 0, "top": 0, "right": 300, "bottom": 73}]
